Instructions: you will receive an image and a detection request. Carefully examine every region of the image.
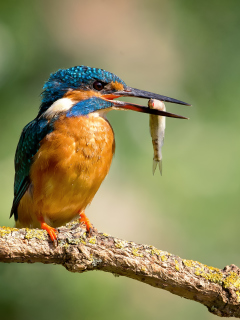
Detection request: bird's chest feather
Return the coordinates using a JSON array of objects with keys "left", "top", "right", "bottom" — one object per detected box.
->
[{"left": 30, "top": 114, "right": 115, "bottom": 216}]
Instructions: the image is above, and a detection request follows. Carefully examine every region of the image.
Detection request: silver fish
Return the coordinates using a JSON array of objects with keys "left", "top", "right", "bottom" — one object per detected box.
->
[{"left": 148, "top": 99, "right": 166, "bottom": 175}]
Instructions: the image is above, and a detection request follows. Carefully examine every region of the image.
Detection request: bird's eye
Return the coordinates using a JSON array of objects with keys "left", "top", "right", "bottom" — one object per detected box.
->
[{"left": 93, "top": 81, "right": 104, "bottom": 91}]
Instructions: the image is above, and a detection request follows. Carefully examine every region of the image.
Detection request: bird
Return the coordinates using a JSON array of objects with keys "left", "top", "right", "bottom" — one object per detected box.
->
[{"left": 10, "top": 65, "right": 190, "bottom": 241}]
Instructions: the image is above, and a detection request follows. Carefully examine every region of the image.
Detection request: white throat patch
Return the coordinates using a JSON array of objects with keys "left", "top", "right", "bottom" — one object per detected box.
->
[{"left": 43, "top": 98, "right": 74, "bottom": 119}]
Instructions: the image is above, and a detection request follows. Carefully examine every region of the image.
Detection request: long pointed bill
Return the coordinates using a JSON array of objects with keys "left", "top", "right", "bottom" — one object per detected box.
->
[
  {"left": 116, "top": 87, "right": 191, "bottom": 106},
  {"left": 111, "top": 100, "right": 188, "bottom": 119}
]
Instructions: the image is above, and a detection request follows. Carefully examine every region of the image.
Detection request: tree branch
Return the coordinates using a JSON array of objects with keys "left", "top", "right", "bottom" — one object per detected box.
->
[{"left": 0, "top": 221, "right": 239, "bottom": 317}]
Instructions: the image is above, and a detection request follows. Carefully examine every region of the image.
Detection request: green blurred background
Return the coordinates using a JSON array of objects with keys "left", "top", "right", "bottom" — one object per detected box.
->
[{"left": 1, "top": 0, "right": 240, "bottom": 319}]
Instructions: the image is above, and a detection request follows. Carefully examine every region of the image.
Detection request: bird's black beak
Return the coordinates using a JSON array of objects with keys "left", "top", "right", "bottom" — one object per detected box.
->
[
  {"left": 104, "top": 86, "right": 190, "bottom": 119},
  {"left": 117, "top": 87, "right": 190, "bottom": 106}
]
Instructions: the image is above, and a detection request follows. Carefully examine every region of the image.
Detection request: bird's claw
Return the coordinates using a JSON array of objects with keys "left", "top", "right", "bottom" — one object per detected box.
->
[
  {"left": 40, "top": 221, "right": 58, "bottom": 242},
  {"left": 79, "top": 211, "right": 93, "bottom": 235}
]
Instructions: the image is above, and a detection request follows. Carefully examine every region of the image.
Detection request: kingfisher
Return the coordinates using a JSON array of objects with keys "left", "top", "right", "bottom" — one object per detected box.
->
[{"left": 10, "top": 66, "right": 190, "bottom": 241}]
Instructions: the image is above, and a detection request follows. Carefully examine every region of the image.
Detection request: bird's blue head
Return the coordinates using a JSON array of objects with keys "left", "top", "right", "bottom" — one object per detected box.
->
[
  {"left": 39, "top": 65, "right": 190, "bottom": 120},
  {"left": 41, "top": 66, "right": 126, "bottom": 106}
]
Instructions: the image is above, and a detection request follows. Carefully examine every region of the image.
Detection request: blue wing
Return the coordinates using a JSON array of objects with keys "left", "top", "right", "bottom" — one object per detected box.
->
[{"left": 10, "top": 117, "right": 55, "bottom": 220}]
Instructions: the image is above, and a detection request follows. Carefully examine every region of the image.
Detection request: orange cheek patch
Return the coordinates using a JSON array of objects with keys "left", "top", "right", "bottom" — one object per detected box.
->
[
  {"left": 110, "top": 81, "right": 124, "bottom": 91},
  {"left": 64, "top": 89, "right": 102, "bottom": 101},
  {"left": 63, "top": 82, "right": 124, "bottom": 102}
]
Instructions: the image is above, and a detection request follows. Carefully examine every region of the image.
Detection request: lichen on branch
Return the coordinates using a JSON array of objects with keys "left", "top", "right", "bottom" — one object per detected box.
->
[{"left": 0, "top": 221, "right": 239, "bottom": 318}]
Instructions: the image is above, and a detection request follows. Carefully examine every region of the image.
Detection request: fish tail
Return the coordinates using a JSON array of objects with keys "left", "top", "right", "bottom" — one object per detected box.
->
[
  {"left": 152, "top": 159, "right": 162, "bottom": 176},
  {"left": 152, "top": 160, "right": 158, "bottom": 175},
  {"left": 159, "top": 159, "right": 162, "bottom": 176}
]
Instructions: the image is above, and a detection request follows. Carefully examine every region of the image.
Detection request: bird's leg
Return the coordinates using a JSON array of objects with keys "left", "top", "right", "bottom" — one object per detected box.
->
[
  {"left": 39, "top": 218, "right": 58, "bottom": 241},
  {"left": 79, "top": 210, "right": 93, "bottom": 235}
]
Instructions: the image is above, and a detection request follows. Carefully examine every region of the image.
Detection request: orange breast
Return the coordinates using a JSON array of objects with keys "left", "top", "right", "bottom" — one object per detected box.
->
[{"left": 17, "top": 114, "right": 115, "bottom": 228}]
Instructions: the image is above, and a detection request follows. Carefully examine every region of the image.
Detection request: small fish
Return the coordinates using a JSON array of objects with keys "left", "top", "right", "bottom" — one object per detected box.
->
[{"left": 148, "top": 98, "right": 166, "bottom": 175}]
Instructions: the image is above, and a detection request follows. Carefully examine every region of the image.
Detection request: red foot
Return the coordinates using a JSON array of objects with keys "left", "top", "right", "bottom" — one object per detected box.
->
[
  {"left": 40, "top": 222, "right": 57, "bottom": 242},
  {"left": 79, "top": 212, "right": 93, "bottom": 233}
]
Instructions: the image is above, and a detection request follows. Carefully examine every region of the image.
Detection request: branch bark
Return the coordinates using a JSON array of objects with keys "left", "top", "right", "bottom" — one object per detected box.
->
[{"left": 0, "top": 222, "right": 239, "bottom": 317}]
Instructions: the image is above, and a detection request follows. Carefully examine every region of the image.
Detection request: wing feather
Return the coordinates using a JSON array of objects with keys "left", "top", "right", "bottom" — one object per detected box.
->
[{"left": 10, "top": 117, "right": 55, "bottom": 220}]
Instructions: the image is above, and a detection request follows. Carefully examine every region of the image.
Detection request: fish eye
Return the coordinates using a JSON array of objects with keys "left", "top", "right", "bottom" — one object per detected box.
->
[{"left": 93, "top": 81, "right": 105, "bottom": 91}]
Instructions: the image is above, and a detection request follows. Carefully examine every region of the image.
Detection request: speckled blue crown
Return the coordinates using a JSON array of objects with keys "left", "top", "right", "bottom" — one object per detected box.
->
[{"left": 41, "top": 65, "right": 126, "bottom": 105}]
